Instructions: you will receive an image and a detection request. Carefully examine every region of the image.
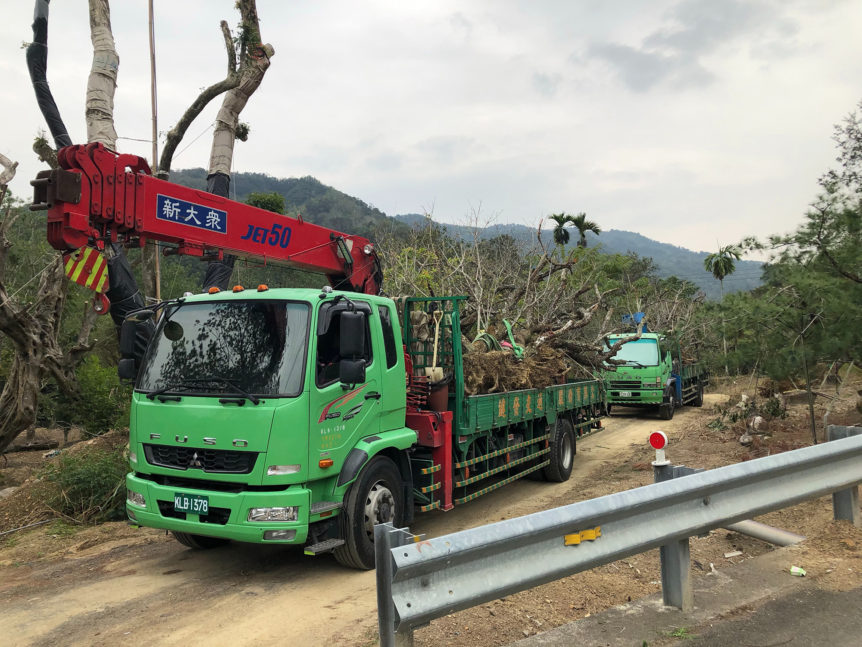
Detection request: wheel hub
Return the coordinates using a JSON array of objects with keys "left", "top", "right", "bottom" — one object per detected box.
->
[
  {"left": 561, "top": 434, "right": 574, "bottom": 469},
  {"left": 363, "top": 481, "right": 395, "bottom": 538}
]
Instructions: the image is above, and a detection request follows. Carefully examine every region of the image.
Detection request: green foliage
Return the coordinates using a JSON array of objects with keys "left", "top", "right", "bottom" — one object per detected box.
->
[
  {"left": 569, "top": 212, "right": 601, "bottom": 247},
  {"left": 39, "top": 446, "right": 128, "bottom": 522},
  {"left": 707, "top": 417, "right": 726, "bottom": 431},
  {"left": 761, "top": 395, "right": 787, "bottom": 419},
  {"left": 42, "top": 356, "right": 131, "bottom": 436},
  {"left": 549, "top": 213, "right": 572, "bottom": 248},
  {"left": 168, "top": 169, "right": 407, "bottom": 243},
  {"left": 710, "top": 101, "right": 862, "bottom": 385},
  {"left": 246, "top": 191, "right": 285, "bottom": 214},
  {"left": 45, "top": 520, "right": 80, "bottom": 538},
  {"left": 547, "top": 212, "right": 600, "bottom": 250},
  {"left": 704, "top": 245, "right": 741, "bottom": 286}
]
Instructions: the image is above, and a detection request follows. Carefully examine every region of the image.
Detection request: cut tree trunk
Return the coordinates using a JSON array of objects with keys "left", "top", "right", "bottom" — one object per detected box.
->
[{"left": 86, "top": 0, "right": 119, "bottom": 149}]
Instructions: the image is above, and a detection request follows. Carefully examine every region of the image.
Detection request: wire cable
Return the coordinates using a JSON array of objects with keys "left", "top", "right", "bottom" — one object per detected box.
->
[{"left": 0, "top": 258, "right": 59, "bottom": 309}]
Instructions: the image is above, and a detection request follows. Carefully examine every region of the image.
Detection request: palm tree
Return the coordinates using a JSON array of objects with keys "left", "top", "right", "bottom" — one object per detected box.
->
[
  {"left": 569, "top": 212, "right": 601, "bottom": 248},
  {"left": 548, "top": 213, "right": 573, "bottom": 258},
  {"left": 703, "top": 245, "right": 742, "bottom": 299},
  {"left": 704, "top": 244, "right": 742, "bottom": 373},
  {"left": 549, "top": 213, "right": 571, "bottom": 244}
]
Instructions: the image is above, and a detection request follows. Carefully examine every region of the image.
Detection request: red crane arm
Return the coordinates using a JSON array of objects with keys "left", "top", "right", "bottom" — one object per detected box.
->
[{"left": 31, "top": 143, "right": 383, "bottom": 296}]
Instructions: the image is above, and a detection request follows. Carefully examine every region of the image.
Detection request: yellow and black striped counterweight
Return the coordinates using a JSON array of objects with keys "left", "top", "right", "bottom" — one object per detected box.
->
[{"left": 62, "top": 247, "right": 108, "bottom": 294}]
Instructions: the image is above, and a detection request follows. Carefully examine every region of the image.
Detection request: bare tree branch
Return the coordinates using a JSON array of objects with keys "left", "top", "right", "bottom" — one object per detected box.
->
[{"left": 157, "top": 20, "right": 241, "bottom": 177}]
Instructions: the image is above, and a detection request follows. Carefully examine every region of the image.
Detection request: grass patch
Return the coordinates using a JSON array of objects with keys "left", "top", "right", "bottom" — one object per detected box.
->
[
  {"left": 38, "top": 446, "right": 127, "bottom": 523},
  {"left": 665, "top": 626, "right": 696, "bottom": 639},
  {"left": 45, "top": 520, "right": 80, "bottom": 538}
]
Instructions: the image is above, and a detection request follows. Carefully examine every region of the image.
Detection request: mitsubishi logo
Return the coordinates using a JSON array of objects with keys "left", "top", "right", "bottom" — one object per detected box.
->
[{"left": 189, "top": 452, "right": 204, "bottom": 469}]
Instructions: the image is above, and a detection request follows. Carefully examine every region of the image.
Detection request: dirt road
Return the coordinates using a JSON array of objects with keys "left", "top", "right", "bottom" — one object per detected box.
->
[{"left": 0, "top": 399, "right": 742, "bottom": 647}]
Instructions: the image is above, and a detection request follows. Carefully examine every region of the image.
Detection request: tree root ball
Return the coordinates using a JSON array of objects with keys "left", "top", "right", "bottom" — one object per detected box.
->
[{"left": 462, "top": 345, "right": 571, "bottom": 395}]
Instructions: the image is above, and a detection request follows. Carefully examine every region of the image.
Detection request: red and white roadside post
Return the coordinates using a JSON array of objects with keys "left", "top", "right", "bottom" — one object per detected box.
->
[
  {"left": 650, "top": 430, "right": 669, "bottom": 467},
  {"left": 649, "top": 429, "right": 694, "bottom": 611}
]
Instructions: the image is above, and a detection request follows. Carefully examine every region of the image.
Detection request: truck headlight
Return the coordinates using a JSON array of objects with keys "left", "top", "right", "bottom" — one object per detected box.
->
[
  {"left": 127, "top": 490, "right": 146, "bottom": 508},
  {"left": 129, "top": 451, "right": 137, "bottom": 464},
  {"left": 248, "top": 507, "right": 298, "bottom": 522}
]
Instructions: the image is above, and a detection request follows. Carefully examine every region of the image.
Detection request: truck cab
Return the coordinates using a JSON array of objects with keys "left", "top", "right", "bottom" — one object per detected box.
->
[
  {"left": 602, "top": 331, "right": 706, "bottom": 420},
  {"left": 124, "top": 287, "right": 416, "bottom": 569},
  {"left": 602, "top": 332, "right": 677, "bottom": 419}
]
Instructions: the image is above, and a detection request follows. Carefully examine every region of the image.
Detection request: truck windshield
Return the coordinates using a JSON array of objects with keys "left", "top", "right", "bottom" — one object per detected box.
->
[
  {"left": 606, "top": 338, "right": 659, "bottom": 366},
  {"left": 137, "top": 300, "right": 310, "bottom": 397}
]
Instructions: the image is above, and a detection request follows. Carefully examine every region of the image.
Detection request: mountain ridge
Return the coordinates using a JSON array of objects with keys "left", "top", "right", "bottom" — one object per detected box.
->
[{"left": 168, "top": 168, "right": 760, "bottom": 299}]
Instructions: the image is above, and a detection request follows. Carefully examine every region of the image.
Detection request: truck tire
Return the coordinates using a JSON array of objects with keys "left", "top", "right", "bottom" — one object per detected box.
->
[
  {"left": 692, "top": 382, "right": 704, "bottom": 407},
  {"left": 334, "top": 455, "right": 404, "bottom": 570},
  {"left": 543, "top": 418, "right": 575, "bottom": 482},
  {"left": 659, "top": 392, "right": 675, "bottom": 420},
  {"left": 171, "top": 531, "right": 229, "bottom": 550}
]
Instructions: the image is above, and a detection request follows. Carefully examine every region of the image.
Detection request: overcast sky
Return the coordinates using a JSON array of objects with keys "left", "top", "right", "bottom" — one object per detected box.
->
[{"left": 2, "top": 1, "right": 860, "bottom": 255}]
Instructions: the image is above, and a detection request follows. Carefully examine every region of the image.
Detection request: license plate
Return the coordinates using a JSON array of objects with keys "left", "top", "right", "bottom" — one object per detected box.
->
[
  {"left": 619, "top": 391, "right": 632, "bottom": 398},
  {"left": 174, "top": 493, "right": 209, "bottom": 515}
]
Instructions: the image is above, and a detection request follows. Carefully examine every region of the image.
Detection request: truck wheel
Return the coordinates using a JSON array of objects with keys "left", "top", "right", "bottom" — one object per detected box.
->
[
  {"left": 543, "top": 418, "right": 575, "bottom": 482},
  {"left": 659, "top": 393, "right": 675, "bottom": 420},
  {"left": 334, "top": 455, "right": 404, "bottom": 570},
  {"left": 692, "top": 383, "right": 704, "bottom": 407},
  {"left": 171, "top": 531, "right": 229, "bottom": 549}
]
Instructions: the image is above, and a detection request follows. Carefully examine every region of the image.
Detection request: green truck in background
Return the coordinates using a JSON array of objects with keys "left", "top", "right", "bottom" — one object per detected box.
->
[
  {"left": 123, "top": 292, "right": 606, "bottom": 569},
  {"left": 602, "top": 314, "right": 708, "bottom": 420}
]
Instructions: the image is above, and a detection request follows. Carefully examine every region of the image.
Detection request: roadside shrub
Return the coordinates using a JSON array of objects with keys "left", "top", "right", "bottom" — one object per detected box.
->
[
  {"left": 39, "top": 446, "right": 128, "bottom": 522},
  {"left": 761, "top": 395, "right": 787, "bottom": 419},
  {"left": 45, "top": 356, "right": 132, "bottom": 437}
]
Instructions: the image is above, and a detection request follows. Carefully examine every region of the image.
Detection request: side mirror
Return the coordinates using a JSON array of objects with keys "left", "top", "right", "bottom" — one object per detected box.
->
[
  {"left": 118, "top": 357, "right": 138, "bottom": 381},
  {"left": 340, "top": 311, "right": 366, "bottom": 358},
  {"left": 339, "top": 358, "right": 366, "bottom": 385}
]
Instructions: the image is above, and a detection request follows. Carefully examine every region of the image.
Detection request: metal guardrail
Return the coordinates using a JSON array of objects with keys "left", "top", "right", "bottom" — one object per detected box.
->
[{"left": 376, "top": 425, "right": 862, "bottom": 646}]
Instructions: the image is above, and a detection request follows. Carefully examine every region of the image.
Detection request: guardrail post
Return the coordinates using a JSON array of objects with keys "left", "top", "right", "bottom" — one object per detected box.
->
[
  {"left": 654, "top": 462, "right": 694, "bottom": 611},
  {"left": 376, "top": 523, "right": 417, "bottom": 647},
  {"left": 827, "top": 425, "right": 862, "bottom": 527}
]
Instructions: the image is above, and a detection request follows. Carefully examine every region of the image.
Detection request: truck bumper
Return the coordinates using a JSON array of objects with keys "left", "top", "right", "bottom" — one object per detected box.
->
[
  {"left": 607, "top": 388, "right": 663, "bottom": 406},
  {"left": 125, "top": 473, "right": 311, "bottom": 544}
]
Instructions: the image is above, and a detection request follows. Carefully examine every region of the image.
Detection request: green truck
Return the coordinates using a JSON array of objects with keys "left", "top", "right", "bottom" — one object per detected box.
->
[
  {"left": 31, "top": 146, "right": 607, "bottom": 570},
  {"left": 602, "top": 324, "right": 708, "bottom": 420},
  {"left": 123, "top": 292, "right": 606, "bottom": 569}
]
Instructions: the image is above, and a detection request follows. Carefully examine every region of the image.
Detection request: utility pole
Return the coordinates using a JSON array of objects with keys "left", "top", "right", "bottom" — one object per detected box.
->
[{"left": 148, "top": 0, "right": 161, "bottom": 300}]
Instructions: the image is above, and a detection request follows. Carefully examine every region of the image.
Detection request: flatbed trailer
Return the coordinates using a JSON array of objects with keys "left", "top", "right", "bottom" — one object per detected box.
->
[{"left": 401, "top": 297, "right": 606, "bottom": 512}]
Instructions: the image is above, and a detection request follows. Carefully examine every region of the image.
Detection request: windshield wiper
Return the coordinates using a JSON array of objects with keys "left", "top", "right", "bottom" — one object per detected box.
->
[
  {"left": 146, "top": 377, "right": 260, "bottom": 404},
  {"left": 146, "top": 380, "right": 204, "bottom": 400},
  {"left": 624, "top": 361, "right": 645, "bottom": 368},
  {"left": 195, "top": 376, "right": 261, "bottom": 405}
]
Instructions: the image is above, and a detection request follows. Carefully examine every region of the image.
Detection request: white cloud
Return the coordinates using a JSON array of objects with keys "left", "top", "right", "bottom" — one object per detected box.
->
[{"left": 1, "top": 0, "right": 860, "bottom": 255}]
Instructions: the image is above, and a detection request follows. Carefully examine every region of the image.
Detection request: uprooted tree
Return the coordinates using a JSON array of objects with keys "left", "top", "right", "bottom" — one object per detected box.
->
[
  {"left": 0, "top": 0, "right": 272, "bottom": 454},
  {"left": 378, "top": 212, "right": 688, "bottom": 392}
]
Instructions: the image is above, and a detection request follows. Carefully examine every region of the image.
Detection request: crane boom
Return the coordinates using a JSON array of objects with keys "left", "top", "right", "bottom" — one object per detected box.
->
[{"left": 31, "top": 143, "right": 383, "bottom": 302}]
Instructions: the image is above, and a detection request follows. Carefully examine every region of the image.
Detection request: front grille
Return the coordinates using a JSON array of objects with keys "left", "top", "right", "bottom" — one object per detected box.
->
[
  {"left": 144, "top": 444, "right": 257, "bottom": 474},
  {"left": 157, "top": 500, "right": 231, "bottom": 525},
  {"left": 609, "top": 380, "right": 640, "bottom": 389}
]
